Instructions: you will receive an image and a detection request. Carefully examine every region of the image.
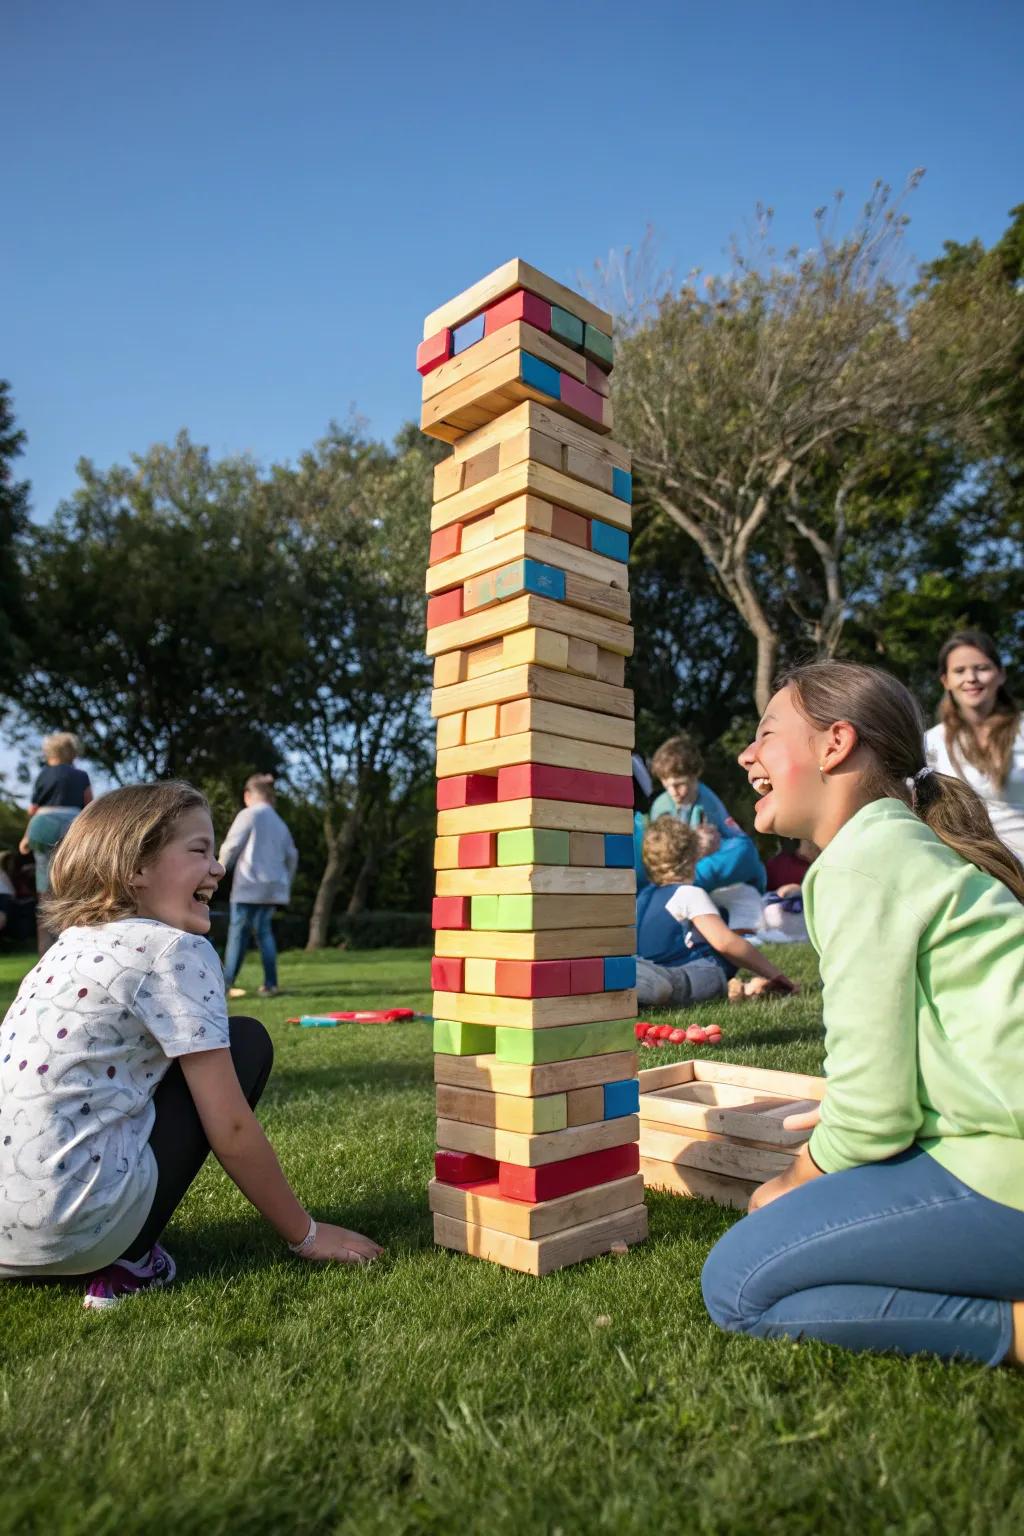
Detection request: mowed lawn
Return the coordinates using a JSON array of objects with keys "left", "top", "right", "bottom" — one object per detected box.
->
[{"left": 2, "top": 943, "right": 1024, "bottom": 1536}]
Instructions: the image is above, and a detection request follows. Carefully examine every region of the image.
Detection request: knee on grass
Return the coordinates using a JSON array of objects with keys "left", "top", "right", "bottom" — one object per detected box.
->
[
  {"left": 228, "top": 1015, "right": 274, "bottom": 1083},
  {"left": 700, "top": 1228, "right": 770, "bottom": 1338}
]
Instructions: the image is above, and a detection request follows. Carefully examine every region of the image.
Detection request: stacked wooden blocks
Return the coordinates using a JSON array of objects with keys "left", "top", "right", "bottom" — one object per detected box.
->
[
  {"left": 419, "top": 259, "right": 647, "bottom": 1275},
  {"left": 638, "top": 1058, "right": 825, "bottom": 1209}
]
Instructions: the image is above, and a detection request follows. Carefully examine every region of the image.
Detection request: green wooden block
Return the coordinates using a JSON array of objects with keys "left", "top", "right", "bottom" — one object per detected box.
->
[
  {"left": 550, "top": 305, "right": 585, "bottom": 349},
  {"left": 433, "top": 1018, "right": 495, "bottom": 1056},
  {"left": 583, "top": 324, "right": 613, "bottom": 368},
  {"left": 495, "top": 1017, "right": 636, "bottom": 1065},
  {"left": 531, "top": 1094, "right": 569, "bottom": 1133},
  {"left": 470, "top": 894, "right": 501, "bottom": 930},
  {"left": 495, "top": 894, "right": 535, "bottom": 930},
  {"left": 496, "top": 829, "right": 570, "bottom": 866}
]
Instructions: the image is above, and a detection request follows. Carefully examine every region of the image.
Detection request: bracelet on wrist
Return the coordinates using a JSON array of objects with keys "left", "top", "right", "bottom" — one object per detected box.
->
[{"left": 288, "top": 1216, "right": 317, "bottom": 1257}]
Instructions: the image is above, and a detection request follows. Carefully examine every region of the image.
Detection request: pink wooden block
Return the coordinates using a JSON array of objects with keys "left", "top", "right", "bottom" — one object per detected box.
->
[
  {"left": 493, "top": 959, "right": 572, "bottom": 998},
  {"left": 569, "top": 957, "right": 604, "bottom": 994},
  {"left": 559, "top": 374, "right": 605, "bottom": 424},
  {"left": 483, "top": 289, "right": 552, "bottom": 335}
]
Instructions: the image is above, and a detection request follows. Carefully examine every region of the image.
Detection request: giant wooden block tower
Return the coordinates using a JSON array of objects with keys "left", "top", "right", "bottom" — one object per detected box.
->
[{"left": 417, "top": 259, "right": 647, "bottom": 1274}]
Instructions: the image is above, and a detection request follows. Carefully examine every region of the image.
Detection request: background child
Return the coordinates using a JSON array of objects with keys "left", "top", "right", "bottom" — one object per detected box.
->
[
  {"left": 19, "top": 731, "right": 93, "bottom": 955},
  {"left": 0, "top": 781, "right": 381, "bottom": 1311},
  {"left": 703, "top": 661, "right": 1024, "bottom": 1368},
  {"left": 635, "top": 818, "right": 797, "bottom": 1008},
  {"left": 639, "top": 732, "right": 767, "bottom": 897},
  {"left": 219, "top": 772, "right": 298, "bottom": 1000}
]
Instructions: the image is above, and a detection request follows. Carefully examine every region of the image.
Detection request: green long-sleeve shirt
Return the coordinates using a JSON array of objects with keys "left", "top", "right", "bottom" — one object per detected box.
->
[{"left": 804, "top": 797, "right": 1024, "bottom": 1210}]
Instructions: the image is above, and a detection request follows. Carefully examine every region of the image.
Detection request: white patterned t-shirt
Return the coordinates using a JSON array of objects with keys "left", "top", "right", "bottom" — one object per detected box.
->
[{"left": 0, "top": 918, "right": 229, "bottom": 1269}]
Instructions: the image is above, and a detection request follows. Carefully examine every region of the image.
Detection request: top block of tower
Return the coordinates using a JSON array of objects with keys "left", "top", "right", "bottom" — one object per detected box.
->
[{"left": 422, "top": 259, "right": 613, "bottom": 344}]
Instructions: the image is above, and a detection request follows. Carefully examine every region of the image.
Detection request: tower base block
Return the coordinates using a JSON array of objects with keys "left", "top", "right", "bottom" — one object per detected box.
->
[{"left": 433, "top": 1202, "right": 648, "bottom": 1276}]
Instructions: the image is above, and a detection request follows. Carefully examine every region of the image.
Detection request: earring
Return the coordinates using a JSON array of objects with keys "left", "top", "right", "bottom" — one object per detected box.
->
[{"left": 818, "top": 764, "right": 828, "bottom": 783}]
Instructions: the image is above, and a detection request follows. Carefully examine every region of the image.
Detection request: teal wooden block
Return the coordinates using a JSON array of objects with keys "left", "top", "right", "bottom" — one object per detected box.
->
[
  {"left": 611, "top": 467, "right": 633, "bottom": 504},
  {"left": 590, "top": 520, "right": 630, "bottom": 562},
  {"left": 520, "top": 351, "right": 561, "bottom": 398},
  {"left": 550, "top": 305, "right": 585, "bottom": 350},
  {"left": 583, "top": 324, "right": 614, "bottom": 368}
]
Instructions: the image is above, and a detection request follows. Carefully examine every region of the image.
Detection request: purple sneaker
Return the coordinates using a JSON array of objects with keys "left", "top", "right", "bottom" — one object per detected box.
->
[{"left": 82, "top": 1244, "right": 177, "bottom": 1311}]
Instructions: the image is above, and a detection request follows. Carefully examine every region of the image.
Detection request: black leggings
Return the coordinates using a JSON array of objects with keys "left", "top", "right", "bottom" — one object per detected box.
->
[{"left": 121, "top": 1015, "right": 274, "bottom": 1261}]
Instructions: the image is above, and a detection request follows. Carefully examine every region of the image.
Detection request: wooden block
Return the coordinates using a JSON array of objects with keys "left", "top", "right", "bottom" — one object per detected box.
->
[
  {"left": 436, "top": 773, "right": 497, "bottom": 810},
  {"left": 463, "top": 557, "right": 566, "bottom": 614},
  {"left": 637, "top": 1057, "right": 826, "bottom": 1104},
  {"left": 639, "top": 1158, "right": 756, "bottom": 1210},
  {"left": 436, "top": 1112, "right": 639, "bottom": 1168},
  {"left": 561, "top": 570, "right": 631, "bottom": 624},
  {"left": 433, "top": 835, "right": 461, "bottom": 869},
  {"left": 496, "top": 1016, "right": 637, "bottom": 1064},
  {"left": 638, "top": 1125, "right": 793, "bottom": 1181},
  {"left": 457, "top": 832, "right": 496, "bottom": 868},
  {"left": 417, "top": 328, "right": 453, "bottom": 375},
  {"left": 551, "top": 504, "right": 589, "bottom": 547},
  {"left": 437, "top": 797, "right": 633, "bottom": 839},
  {"left": 433, "top": 988, "right": 636, "bottom": 1029},
  {"left": 432, "top": 650, "right": 467, "bottom": 688},
  {"left": 434, "top": 926, "right": 637, "bottom": 962},
  {"left": 469, "top": 893, "right": 499, "bottom": 929},
  {"left": 498, "top": 698, "right": 634, "bottom": 750},
  {"left": 497, "top": 1140, "right": 640, "bottom": 1203},
  {"left": 431, "top": 956, "right": 465, "bottom": 992},
  {"left": 604, "top": 833, "right": 635, "bottom": 867},
  {"left": 638, "top": 1080, "right": 819, "bottom": 1149},
  {"left": 604, "top": 1079, "right": 640, "bottom": 1118},
  {"left": 493, "top": 959, "right": 572, "bottom": 997},
  {"left": 426, "top": 527, "right": 629, "bottom": 599},
  {"left": 586, "top": 357, "right": 611, "bottom": 396},
  {"left": 497, "top": 427, "right": 564, "bottom": 474},
  {"left": 464, "top": 704, "right": 499, "bottom": 743},
  {"left": 433, "top": 1203, "right": 647, "bottom": 1276},
  {"left": 435, "top": 712, "right": 466, "bottom": 751},
  {"left": 431, "top": 895, "right": 471, "bottom": 930},
  {"left": 435, "top": 732, "right": 632, "bottom": 781},
  {"left": 560, "top": 374, "right": 606, "bottom": 425},
  {"left": 421, "top": 348, "right": 616, "bottom": 444},
  {"left": 590, "top": 519, "right": 629, "bottom": 563},
  {"left": 422, "top": 319, "right": 588, "bottom": 401},
  {"left": 563, "top": 446, "right": 612, "bottom": 494},
  {"left": 612, "top": 467, "right": 632, "bottom": 504},
  {"left": 550, "top": 304, "right": 585, "bottom": 350},
  {"left": 425, "top": 594, "right": 633, "bottom": 661},
  {"left": 430, "top": 459, "right": 630, "bottom": 535},
  {"left": 603, "top": 955, "right": 637, "bottom": 991},
  {"left": 429, "top": 522, "right": 462, "bottom": 563},
  {"left": 582, "top": 323, "right": 614, "bottom": 369},
  {"left": 472, "top": 892, "right": 636, "bottom": 930},
  {"left": 496, "top": 827, "right": 570, "bottom": 865},
  {"left": 429, "top": 1173, "right": 644, "bottom": 1240},
  {"left": 595, "top": 648, "right": 626, "bottom": 686},
  {"left": 448, "top": 399, "right": 629, "bottom": 473},
  {"left": 435, "top": 1149, "right": 498, "bottom": 1184},
  {"left": 569, "top": 957, "right": 604, "bottom": 994},
  {"left": 435, "top": 1084, "right": 567, "bottom": 1134},
  {"left": 434, "top": 1048, "right": 638, "bottom": 1099},
  {"left": 433, "top": 1018, "right": 494, "bottom": 1056},
  {"left": 461, "top": 443, "right": 501, "bottom": 490},
  {"left": 566, "top": 1085, "right": 605, "bottom": 1126},
  {"left": 497, "top": 763, "right": 633, "bottom": 807},
  {"left": 431, "top": 629, "right": 624, "bottom": 691},
  {"left": 462, "top": 957, "right": 497, "bottom": 993},
  {"left": 568, "top": 831, "right": 606, "bottom": 866},
  {"left": 484, "top": 288, "right": 552, "bottom": 335},
  {"left": 423, "top": 259, "right": 613, "bottom": 344},
  {"left": 426, "top": 589, "right": 463, "bottom": 629}
]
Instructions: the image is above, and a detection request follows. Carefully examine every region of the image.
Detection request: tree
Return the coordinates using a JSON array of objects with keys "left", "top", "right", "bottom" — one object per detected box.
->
[
  {"left": 0, "top": 382, "right": 31, "bottom": 698},
  {"left": 611, "top": 180, "right": 1024, "bottom": 709}
]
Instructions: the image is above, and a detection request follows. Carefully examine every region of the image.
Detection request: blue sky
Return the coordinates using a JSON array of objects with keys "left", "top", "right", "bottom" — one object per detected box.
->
[{"left": 2, "top": 0, "right": 1021, "bottom": 798}]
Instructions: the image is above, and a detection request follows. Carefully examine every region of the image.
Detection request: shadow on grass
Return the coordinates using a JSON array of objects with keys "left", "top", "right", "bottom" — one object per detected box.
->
[
  {"left": 722, "top": 1023, "right": 822, "bottom": 1049},
  {"left": 269, "top": 1059, "right": 434, "bottom": 1096}
]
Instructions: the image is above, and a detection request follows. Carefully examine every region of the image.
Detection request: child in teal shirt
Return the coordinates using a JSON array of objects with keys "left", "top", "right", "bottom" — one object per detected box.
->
[{"left": 702, "top": 661, "right": 1024, "bottom": 1367}]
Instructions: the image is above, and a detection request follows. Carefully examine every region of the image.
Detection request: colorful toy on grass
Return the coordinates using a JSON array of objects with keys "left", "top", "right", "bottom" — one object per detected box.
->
[
  {"left": 634, "top": 1021, "right": 722, "bottom": 1049},
  {"left": 289, "top": 1009, "right": 417, "bottom": 1027}
]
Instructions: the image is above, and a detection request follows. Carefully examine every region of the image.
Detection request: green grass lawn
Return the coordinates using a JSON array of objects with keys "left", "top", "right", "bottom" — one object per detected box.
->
[{"left": 2, "top": 942, "right": 1024, "bottom": 1535}]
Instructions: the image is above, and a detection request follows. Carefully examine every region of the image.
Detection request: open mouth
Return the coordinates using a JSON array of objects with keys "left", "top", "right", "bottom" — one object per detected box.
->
[
  {"left": 751, "top": 776, "right": 773, "bottom": 796},
  {"left": 192, "top": 890, "right": 213, "bottom": 905}
]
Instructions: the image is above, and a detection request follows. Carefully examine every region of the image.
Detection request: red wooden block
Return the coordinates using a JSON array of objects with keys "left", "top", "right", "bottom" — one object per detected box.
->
[
  {"left": 494, "top": 959, "right": 572, "bottom": 998},
  {"left": 550, "top": 504, "right": 589, "bottom": 549},
  {"left": 483, "top": 289, "right": 552, "bottom": 335},
  {"left": 559, "top": 374, "right": 605, "bottom": 424},
  {"left": 569, "top": 957, "right": 604, "bottom": 994},
  {"left": 417, "top": 328, "right": 453, "bottom": 375},
  {"left": 496, "top": 764, "right": 633, "bottom": 807},
  {"left": 458, "top": 831, "right": 496, "bottom": 868},
  {"left": 432, "top": 896, "right": 471, "bottom": 930},
  {"left": 586, "top": 358, "right": 611, "bottom": 397},
  {"left": 436, "top": 1150, "right": 499, "bottom": 1184},
  {"left": 431, "top": 956, "right": 465, "bottom": 991},
  {"left": 426, "top": 588, "right": 464, "bottom": 630},
  {"left": 498, "top": 1142, "right": 640, "bottom": 1203},
  {"left": 429, "top": 524, "right": 462, "bottom": 564},
  {"left": 436, "top": 774, "right": 498, "bottom": 810}
]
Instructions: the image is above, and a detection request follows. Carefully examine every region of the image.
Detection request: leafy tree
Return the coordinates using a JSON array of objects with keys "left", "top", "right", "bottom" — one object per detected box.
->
[{"left": 0, "top": 382, "right": 31, "bottom": 698}]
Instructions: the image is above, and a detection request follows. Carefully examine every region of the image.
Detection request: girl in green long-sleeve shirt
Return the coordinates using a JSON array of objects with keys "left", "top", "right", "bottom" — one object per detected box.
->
[{"left": 702, "top": 661, "right": 1024, "bottom": 1367}]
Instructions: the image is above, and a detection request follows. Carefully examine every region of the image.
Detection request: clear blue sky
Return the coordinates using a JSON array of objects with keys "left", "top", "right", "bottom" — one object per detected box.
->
[{"left": 4, "top": 0, "right": 1021, "bottom": 525}]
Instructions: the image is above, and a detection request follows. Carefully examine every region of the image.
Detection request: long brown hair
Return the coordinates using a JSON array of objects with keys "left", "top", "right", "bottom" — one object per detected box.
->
[
  {"left": 41, "top": 782, "right": 211, "bottom": 931},
  {"left": 778, "top": 660, "right": 1024, "bottom": 903},
  {"left": 937, "top": 629, "right": 1020, "bottom": 789}
]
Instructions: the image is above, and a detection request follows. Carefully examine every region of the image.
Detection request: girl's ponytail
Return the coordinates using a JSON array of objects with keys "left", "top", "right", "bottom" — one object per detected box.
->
[{"left": 778, "top": 660, "right": 1024, "bottom": 906}]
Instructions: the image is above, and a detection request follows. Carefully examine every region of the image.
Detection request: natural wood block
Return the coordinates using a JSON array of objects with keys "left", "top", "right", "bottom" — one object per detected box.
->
[
  {"left": 436, "top": 865, "right": 634, "bottom": 898},
  {"left": 464, "top": 704, "right": 499, "bottom": 743},
  {"left": 430, "top": 458, "right": 630, "bottom": 535},
  {"left": 638, "top": 1125, "right": 793, "bottom": 1181},
  {"left": 498, "top": 698, "right": 634, "bottom": 750},
  {"left": 459, "top": 493, "right": 553, "bottom": 552},
  {"left": 496, "top": 763, "right": 633, "bottom": 807},
  {"left": 461, "top": 443, "right": 501, "bottom": 490},
  {"left": 435, "top": 731, "right": 632, "bottom": 781},
  {"left": 434, "top": 1048, "right": 637, "bottom": 1099},
  {"left": 462, "top": 957, "right": 497, "bottom": 993},
  {"left": 498, "top": 1141, "right": 640, "bottom": 1203},
  {"left": 435, "top": 1084, "right": 567, "bottom": 1135},
  {"left": 433, "top": 925, "right": 637, "bottom": 962},
  {"left": 448, "top": 399, "right": 629, "bottom": 474},
  {"left": 564, "top": 445, "right": 612, "bottom": 494},
  {"left": 425, "top": 525, "right": 629, "bottom": 598},
  {"left": 432, "top": 629, "right": 623, "bottom": 690},
  {"left": 436, "top": 797, "right": 633, "bottom": 838},
  {"left": 421, "top": 348, "right": 612, "bottom": 443},
  {"left": 456, "top": 832, "right": 496, "bottom": 868},
  {"left": 471, "top": 892, "right": 636, "bottom": 931},
  {"left": 428, "top": 1173, "right": 644, "bottom": 1240},
  {"left": 433, "top": 836, "right": 461, "bottom": 870},
  {"left": 496, "top": 1016, "right": 637, "bottom": 1064},
  {"left": 422, "top": 319, "right": 588, "bottom": 401},
  {"left": 639, "top": 1158, "right": 757, "bottom": 1210},
  {"left": 436, "top": 1112, "right": 639, "bottom": 1168},
  {"left": 433, "top": 1203, "right": 647, "bottom": 1277},
  {"left": 566, "top": 1085, "right": 605, "bottom": 1127},
  {"left": 425, "top": 593, "right": 634, "bottom": 661},
  {"left": 432, "top": 988, "right": 637, "bottom": 1030},
  {"left": 568, "top": 831, "right": 606, "bottom": 866},
  {"left": 435, "top": 712, "right": 466, "bottom": 751},
  {"left": 638, "top": 1058, "right": 826, "bottom": 1107},
  {"left": 422, "top": 258, "right": 613, "bottom": 344},
  {"left": 638, "top": 1076, "right": 819, "bottom": 1148}
]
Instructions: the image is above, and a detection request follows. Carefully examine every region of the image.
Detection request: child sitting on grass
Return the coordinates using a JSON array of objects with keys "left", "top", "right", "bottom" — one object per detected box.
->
[
  {"left": 702, "top": 661, "right": 1024, "bottom": 1367},
  {"left": 0, "top": 782, "right": 381, "bottom": 1311},
  {"left": 635, "top": 818, "right": 797, "bottom": 1008}
]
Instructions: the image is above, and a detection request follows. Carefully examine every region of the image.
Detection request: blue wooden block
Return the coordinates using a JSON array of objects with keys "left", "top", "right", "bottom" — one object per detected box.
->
[
  {"left": 452, "top": 314, "right": 486, "bottom": 355},
  {"left": 611, "top": 467, "right": 633, "bottom": 503},
  {"left": 522, "top": 558, "right": 565, "bottom": 601},
  {"left": 520, "top": 351, "right": 561, "bottom": 399},
  {"left": 603, "top": 955, "right": 637, "bottom": 991},
  {"left": 603, "top": 1079, "right": 640, "bottom": 1119},
  {"left": 590, "top": 520, "right": 630, "bottom": 563},
  {"left": 604, "top": 833, "right": 635, "bottom": 868}
]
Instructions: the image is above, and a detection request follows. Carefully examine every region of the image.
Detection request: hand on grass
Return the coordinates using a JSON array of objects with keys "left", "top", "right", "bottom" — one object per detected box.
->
[{"left": 304, "top": 1223, "right": 383, "bottom": 1265}]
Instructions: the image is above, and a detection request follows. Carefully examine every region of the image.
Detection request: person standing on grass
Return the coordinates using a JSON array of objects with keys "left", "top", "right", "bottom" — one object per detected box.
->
[
  {"left": 924, "top": 629, "right": 1024, "bottom": 861},
  {"left": 702, "top": 661, "right": 1024, "bottom": 1368},
  {"left": 0, "top": 782, "right": 381, "bottom": 1310},
  {"left": 219, "top": 774, "right": 298, "bottom": 1000},
  {"left": 19, "top": 732, "right": 93, "bottom": 956}
]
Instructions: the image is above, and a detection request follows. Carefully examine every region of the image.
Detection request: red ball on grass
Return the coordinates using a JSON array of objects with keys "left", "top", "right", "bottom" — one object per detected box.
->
[
  {"left": 668, "top": 1028, "right": 687, "bottom": 1044},
  {"left": 686, "top": 1025, "right": 708, "bottom": 1043}
]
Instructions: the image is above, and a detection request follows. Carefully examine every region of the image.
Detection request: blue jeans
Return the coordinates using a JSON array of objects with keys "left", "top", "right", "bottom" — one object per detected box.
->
[
  {"left": 223, "top": 903, "right": 278, "bottom": 989},
  {"left": 702, "top": 1148, "right": 1024, "bottom": 1365}
]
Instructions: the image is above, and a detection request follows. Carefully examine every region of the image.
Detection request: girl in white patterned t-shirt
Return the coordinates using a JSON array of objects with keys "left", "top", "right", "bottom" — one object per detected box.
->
[{"left": 0, "top": 782, "right": 381, "bottom": 1309}]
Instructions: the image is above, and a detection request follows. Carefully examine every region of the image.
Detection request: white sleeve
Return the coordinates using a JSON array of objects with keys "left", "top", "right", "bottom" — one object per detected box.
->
[
  {"left": 132, "top": 934, "right": 231, "bottom": 1057},
  {"left": 665, "top": 884, "right": 720, "bottom": 923}
]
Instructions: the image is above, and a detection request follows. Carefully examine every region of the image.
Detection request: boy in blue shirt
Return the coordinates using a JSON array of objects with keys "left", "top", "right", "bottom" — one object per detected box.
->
[{"left": 636, "top": 732, "right": 766, "bottom": 894}]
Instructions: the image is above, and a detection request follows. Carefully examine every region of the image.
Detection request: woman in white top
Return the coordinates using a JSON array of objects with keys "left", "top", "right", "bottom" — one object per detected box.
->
[{"left": 924, "top": 630, "right": 1024, "bottom": 860}]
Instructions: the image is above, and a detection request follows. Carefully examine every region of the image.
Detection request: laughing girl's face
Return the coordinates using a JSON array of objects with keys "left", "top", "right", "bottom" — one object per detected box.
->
[
  {"left": 131, "top": 808, "right": 224, "bottom": 935},
  {"left": 738, "top": 685, "right": 827, "bottom": 841}
]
